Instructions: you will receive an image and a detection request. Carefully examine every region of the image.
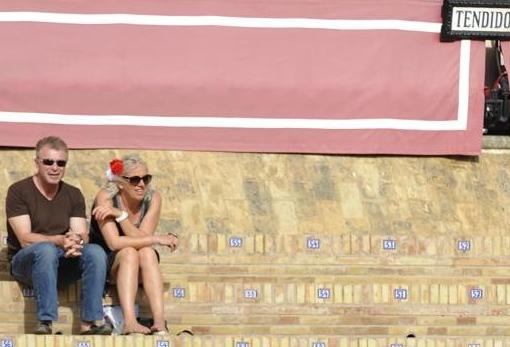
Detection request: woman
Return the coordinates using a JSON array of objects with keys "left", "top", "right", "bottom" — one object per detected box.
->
[{"left": 90, "top": 154, "right": 179, "bottom": 335}]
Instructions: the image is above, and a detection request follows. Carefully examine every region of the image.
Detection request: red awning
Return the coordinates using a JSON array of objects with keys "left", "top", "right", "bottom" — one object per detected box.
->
[{"left": 0, "top": 0, "right": 485, "bottom": 154}]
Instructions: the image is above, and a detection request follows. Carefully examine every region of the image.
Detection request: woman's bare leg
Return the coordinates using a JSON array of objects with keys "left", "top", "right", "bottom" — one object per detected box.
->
[
  {"left": 111, "top": 247, "right": 150, "bottom": 334},
  {"left": 138, "top": 247, "right": 166, "bottom": 331}
]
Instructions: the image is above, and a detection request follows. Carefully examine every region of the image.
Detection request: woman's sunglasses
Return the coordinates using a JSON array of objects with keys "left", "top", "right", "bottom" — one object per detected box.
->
[
  {"left": 122, "top": 174, "right": 152, "bottom": 186},
  {"left": 40, "top": 158, "right": 67, "bottom": 167}
]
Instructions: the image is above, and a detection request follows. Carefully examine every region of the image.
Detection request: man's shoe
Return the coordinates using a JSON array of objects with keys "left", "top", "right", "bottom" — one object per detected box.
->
[
  {"left": 34, "top": 321, "right": 52, "bottom": 335},
  {"left": 80, "top": 323, "right": 112, "bottom": 335}
]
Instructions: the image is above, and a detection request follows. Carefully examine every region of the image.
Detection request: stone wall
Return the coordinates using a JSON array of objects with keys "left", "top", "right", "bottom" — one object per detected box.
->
[
  {"left": 1, "top": 149, "right": 509, "bottom": 239},
  {"left": 1, "top": 148, "right": 510, "bottom": 337}
]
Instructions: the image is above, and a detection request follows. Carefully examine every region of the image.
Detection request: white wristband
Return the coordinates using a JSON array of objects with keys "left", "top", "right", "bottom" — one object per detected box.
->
[{"left": 115, "top": 210, "right": 128, "bottom": 223}]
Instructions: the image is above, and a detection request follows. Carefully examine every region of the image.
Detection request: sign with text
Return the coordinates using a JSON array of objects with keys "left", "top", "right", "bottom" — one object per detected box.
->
[{"left": 441, "top": 0, "right": 510, "bottom": 41}]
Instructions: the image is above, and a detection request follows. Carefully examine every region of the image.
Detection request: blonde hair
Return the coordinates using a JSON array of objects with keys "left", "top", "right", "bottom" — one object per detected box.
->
[{"left": 104, "top": 154, "right": 154, "bottom": 202}]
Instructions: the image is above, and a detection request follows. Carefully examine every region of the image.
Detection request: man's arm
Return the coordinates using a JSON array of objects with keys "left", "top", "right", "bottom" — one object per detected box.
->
[
  {"left": 62, "top": 217, "right": 87, "bottom": 257},
  {"left": 61, "top": 186, "right": 89, "bottom": 257},
  {"left": 69, "top": 217, "right": 89, "bottom": 243},
  {"left": 8, "top": 215, "right": 66, "bottom": 248}
]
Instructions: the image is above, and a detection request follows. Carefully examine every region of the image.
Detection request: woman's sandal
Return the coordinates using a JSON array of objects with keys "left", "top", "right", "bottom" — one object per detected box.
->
[
  {"left": 122, "top": 329, "right": 151, "bottom": 336},
  {"left": 122, "top": 324, "right": 151, "bottom": 336},
  {"left": 176, "top": 329, "right": 194, "bottom": 336},
  {"left": 150, "top": 327, "right": 169, "bottom": 336}
]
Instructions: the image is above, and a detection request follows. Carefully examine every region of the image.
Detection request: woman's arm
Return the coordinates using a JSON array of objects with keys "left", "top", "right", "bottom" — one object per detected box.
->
[
  {"left": 92, "top": 191, "right": 162, "bottom": 237},
  {"left": 92, "top": 190, "right": 176, "bottom": 251},
  {"left": 117, "top": 191, "right": 162, "bottom": 238}
]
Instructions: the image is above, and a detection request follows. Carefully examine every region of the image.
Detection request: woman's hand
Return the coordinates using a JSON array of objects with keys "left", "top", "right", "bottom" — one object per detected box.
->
[
  {"left": 92, "top": 204, "right": 123, "bottom": 222},
  {"left": 154, "top": 234, "right": 179, "bottom": 251}
]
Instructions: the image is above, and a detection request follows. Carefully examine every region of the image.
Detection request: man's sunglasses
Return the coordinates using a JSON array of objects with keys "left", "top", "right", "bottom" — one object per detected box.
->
[
  {"left": 122, "top": 174, "right": 152, "bottom": 186},
  {"left": 40, "top": 158, "right": 67, "bottom": 167}
]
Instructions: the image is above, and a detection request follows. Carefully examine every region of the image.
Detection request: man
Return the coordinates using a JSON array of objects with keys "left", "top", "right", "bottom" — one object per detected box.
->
[{"left": 6, "top": 136, "right": 111, "bottom": 335}]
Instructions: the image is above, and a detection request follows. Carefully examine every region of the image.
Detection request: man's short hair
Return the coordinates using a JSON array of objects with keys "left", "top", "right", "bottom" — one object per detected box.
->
[{"left": 35, "top": 136, "right": 69, "bottom": 156}]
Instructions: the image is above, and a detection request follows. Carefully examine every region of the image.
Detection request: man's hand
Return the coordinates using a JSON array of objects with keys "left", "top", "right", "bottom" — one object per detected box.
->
[{"left": 63, "top": 230, "right": 84, "bottom": 258}]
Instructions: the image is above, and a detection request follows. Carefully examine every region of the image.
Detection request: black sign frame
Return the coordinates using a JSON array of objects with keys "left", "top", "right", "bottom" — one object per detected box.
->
[{"left": 441, "top": 0, "right": 510, "bottom": 42}]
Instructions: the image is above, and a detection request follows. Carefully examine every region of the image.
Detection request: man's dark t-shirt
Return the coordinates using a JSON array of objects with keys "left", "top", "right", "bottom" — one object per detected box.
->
[{"left": 5, "top": 176, "right": 86, "bottom": 259}]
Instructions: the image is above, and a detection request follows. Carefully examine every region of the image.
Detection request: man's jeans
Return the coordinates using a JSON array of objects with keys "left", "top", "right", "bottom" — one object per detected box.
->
[{"left": 10, "top": 242, "right": 107, "bottom": 322}]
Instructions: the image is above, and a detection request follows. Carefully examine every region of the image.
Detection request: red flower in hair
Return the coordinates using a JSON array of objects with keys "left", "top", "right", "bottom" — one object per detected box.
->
[{"left": 109, "top": 159, "right": 124, "bottom": 176}]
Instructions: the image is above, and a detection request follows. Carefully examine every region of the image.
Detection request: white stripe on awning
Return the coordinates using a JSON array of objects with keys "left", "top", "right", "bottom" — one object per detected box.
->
[
  {"left": 0, "top": 13, "right": 468, "bottom": 131},
  {"left": 0, "top": 12, "right": 441, "bottom": 32}
]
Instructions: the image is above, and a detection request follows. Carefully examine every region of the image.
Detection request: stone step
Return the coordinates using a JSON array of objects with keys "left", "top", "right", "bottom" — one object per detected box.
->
[
  {"left": 0, "top": 276, "right": 509, "bottom": 336},
  {"left": 0, "top": 276, "right": 508, "bottom": 306},
  {"left": 2, "top": 234, "right": 510, "bottom": 262},
  {"left": 0, "top": 334, "right": 509, "bottom": 347}
]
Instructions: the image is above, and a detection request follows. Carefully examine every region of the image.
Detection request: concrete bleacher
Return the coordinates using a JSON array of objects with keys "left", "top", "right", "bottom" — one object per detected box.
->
[{"left": 0, "top": 144, "right": 510, "bottom": 346}]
